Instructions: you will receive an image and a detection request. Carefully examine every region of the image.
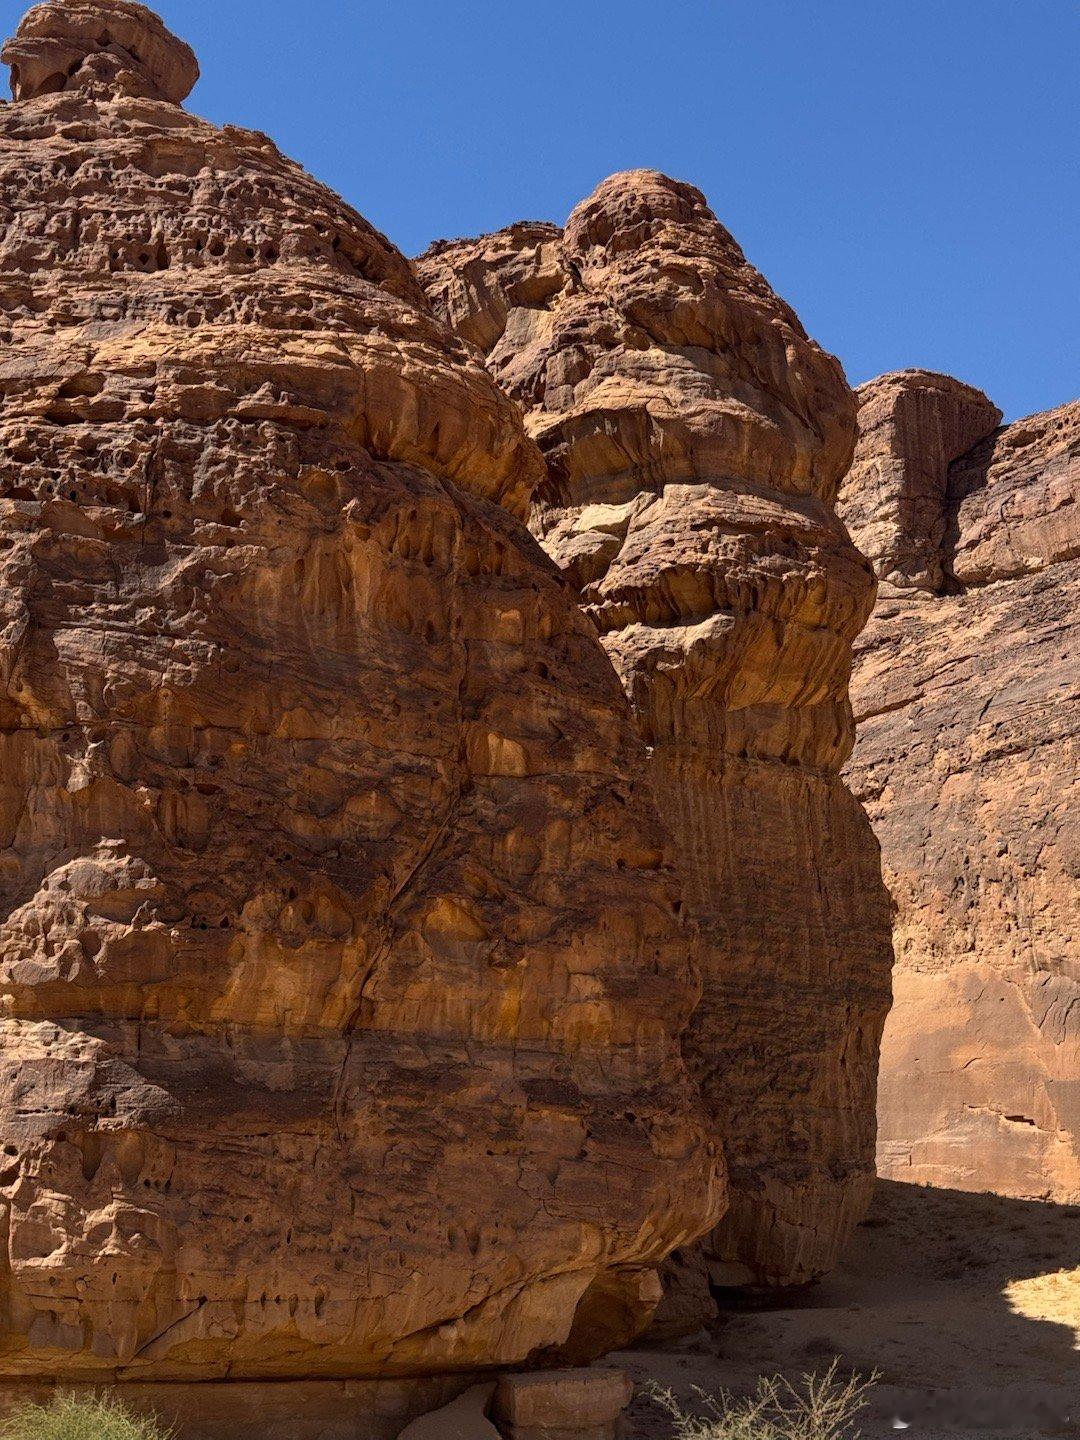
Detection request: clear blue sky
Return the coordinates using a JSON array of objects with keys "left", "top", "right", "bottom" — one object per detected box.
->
[{"left": 3, "top": 0, "right": 1076, "bottom": 420}]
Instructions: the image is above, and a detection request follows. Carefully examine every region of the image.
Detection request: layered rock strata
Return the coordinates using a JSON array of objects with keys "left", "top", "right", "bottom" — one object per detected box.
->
[
  {"left": 0, "top": 2, "right": 723, "bottom": 1381},
  {"left": 418, "top": 171, "right": 894, "bottom": 1288},
  {"left": 841, "top": 374, "right": 1080, "bottom": 1201}
]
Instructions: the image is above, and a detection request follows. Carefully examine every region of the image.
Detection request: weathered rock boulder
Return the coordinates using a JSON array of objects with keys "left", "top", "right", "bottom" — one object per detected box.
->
[
  {"left": 0, "top": 3, "right": 723, "bottom": 1381},
  {"left": 841, "top": 374, "right": 1079, "bottom": 1201},
  {"left": 418, "top": 170, "right": 894, "bottom": 1289},
  {"left": 491, "top": 1368, "right": 632, "bottom": 1440},
  {"left": 2, "top": 0, "right": 198, "bottom": 104}
]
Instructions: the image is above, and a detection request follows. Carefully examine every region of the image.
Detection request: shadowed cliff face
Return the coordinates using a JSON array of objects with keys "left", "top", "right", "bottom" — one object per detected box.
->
[
  {"left": 841, "top": 374, "right": 1080, "bottom": 1204},
  {"left": 418, "top": 170, "right": 894, "bottom": 1292},
  {"left": 0, "top": 2, "right": 725, "bottom": 1381}
]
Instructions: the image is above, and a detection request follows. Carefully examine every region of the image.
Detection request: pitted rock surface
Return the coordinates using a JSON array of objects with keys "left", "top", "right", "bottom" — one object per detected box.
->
[
  {"left": 2, "top": 0, "right": 198, "bottom": 103},
  {"left": 842, "top": 379, "right": 1080, "bottom": 1203},
  {"left": 0, "top": 4, "right": 723, "bottom": 1381},
  {"left": 418, "top": 170, "right": 894, "bottom": 1289}
]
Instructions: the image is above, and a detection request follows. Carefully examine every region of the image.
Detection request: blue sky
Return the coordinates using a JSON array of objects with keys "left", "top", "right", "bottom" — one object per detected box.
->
[{"left": 3, "top": 0, "right": 1076, "bottom": 420}]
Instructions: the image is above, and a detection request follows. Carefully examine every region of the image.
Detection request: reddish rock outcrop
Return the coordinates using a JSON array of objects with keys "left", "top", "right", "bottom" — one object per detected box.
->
[
  {"left": 0, "top": 3, "right": 723, "bottom": 1382},
  {"left": 418, "top": 171, "right": 894, "bottom": 1289},
  {"left": 843, "top": 370, "right": 1002, "bottom": 594},
  {"left": 841, "top": 374, "right": 1080, "bottom": 1201}
]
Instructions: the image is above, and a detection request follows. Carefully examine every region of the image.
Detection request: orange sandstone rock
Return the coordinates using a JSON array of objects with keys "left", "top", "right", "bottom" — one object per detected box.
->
[
  {"left": 491, "top": 1367, "right": 632, "bottom": 1440},
  {"left": 842, "top": 376, "right": 1080, "bottom": 1202},
  {"left": 842, "top": 370, "right": 1002, "bottom": 594},
  {"left": 0, "top": 3, "right": 722, "bottom": 1381},
  {"left": 419, "top": 170, "right": 894, "bottom": 1290}
]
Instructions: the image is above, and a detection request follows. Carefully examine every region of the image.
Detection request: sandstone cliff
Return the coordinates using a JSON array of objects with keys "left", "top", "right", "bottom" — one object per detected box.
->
[
  {"left": 841, "top": 373, "right": 1079, "bottom": 1201},
  {"left": 0, "top": 2, "right": 724, "bottom": 1380},
  {"left": 418, "top": 171, "right": 894, "bottom": 1290}
]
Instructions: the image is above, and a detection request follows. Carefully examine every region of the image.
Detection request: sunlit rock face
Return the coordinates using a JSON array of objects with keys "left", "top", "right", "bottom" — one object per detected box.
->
[
  {"left": 842, "top": 375, "right": 1080, "bottom": 1204},
  {"left": 841, "top": 370, "right": 1003, "bottom": 595},
  {"left": 0, "top": 4, "right": 723, "bottom": 1381},
  {"left": 419, "top": 170, "right": 894, "bottom": 1290}
]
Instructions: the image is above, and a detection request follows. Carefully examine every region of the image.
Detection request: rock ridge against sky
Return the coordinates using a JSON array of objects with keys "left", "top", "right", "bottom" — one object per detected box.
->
[
  {"left": 0, "top": 0, "right": 723, "bottom": 1380},
  {"left": 418, "top": 168, "right": 894, "bottom": 1294}
]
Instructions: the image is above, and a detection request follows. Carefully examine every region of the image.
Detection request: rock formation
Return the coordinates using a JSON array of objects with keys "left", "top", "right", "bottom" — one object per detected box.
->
[
  {"left": 841, "top": 370, "right": 1004, "bottom": 593},
  {"left": 418, "top": 171, "right": 894, "bottom": 1290},
  {"left": 491, "top": 1368, "right": 632, "bottom": 1439},
  {"left": 841, "top": 373, "right": 1079, "bottom": 1201},
  {"left": 0, "top": 1, "right": 724, "bottom": 1382}
]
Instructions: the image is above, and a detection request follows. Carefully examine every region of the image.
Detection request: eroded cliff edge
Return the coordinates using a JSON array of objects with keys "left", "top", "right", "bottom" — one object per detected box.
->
[
  {"left": 0, "top": 1, "right": 724, "bottom": 1380},
  {"left": 840, "top": 372, "right": 1079, "bottom": 1202},
  {"left": 418, "top": 171, "right": 895, "bottom": 1292}
]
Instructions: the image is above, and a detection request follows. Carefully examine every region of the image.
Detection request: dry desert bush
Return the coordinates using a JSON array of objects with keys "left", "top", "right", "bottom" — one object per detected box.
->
[
  {"left": 649, "top": 1360, "right": 876, "bottom": 1440},
  {"left": 0, "top": 1393, "right": 173, "bottom": 1440}
]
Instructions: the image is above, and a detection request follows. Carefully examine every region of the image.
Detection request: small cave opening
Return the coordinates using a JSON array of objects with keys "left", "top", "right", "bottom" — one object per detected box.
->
[{"left": 30, "top": 71, "right": 68, "bottom": 99}]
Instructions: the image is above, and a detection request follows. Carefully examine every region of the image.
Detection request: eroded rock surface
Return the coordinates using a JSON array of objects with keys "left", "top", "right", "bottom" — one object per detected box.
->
[
  {"left": 0, "top": 3, "right": 723, "bottom": 1381},
  {"left": 841, "top": 375, "right": 1080, "bottom": 1201},
  {"left": 419, "top": 170, "right": 894, "bottom": 1288},
  {"left": 491, "top": 1367, "right": 632, "bottom": 1440},
  {"left": 843, "top": 370, "right": 1002, "bottom": 594}
]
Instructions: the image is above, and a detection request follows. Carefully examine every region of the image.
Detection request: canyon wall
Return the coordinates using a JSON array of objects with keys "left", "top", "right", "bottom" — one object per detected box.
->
[
  {"left": 841, "top": 373, "right": 1079, "bottom": 1201},
  {"left": 0, "top": 1, "right": 724, "bottom": 1381},
  {"left": 418, "top": 171, "right": 894, "bottom": 1290}
]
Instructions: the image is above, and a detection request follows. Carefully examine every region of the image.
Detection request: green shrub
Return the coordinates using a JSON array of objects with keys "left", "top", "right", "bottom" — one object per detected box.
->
[
  {"left": 649, "top": 1360, "right": 876, "bottom": 1440},
  {"left": 0, "top": 1393, "right": 174, "bottom": 1440}
]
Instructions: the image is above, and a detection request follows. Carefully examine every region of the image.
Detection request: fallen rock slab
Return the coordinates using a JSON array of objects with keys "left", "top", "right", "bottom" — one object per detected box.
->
[{"left": 492, "top": 1368, "right": 633, "bottom": 1439}]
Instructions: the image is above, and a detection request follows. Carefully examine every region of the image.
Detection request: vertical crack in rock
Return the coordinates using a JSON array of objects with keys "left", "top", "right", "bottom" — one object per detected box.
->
[
  {"left": 417, "top": 168, "right": 895, "bottom": 1296},
  {"left": 0, "top": 3, "right": 724, "bottom": 1381},
  {"left": 841, "top": 374, "right": 1080, "bottom": 1204}
]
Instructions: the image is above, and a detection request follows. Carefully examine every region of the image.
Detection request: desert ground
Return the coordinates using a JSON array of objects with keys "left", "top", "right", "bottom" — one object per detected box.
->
[{"left": 619, "top": 1180, "right": 1079, "bottom": 1439}]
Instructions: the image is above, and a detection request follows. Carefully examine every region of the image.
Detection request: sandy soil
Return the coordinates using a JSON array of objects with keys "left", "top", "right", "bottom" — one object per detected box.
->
[{"left": 617, "top": 1180, "right": 1080, "bottom": 1439}]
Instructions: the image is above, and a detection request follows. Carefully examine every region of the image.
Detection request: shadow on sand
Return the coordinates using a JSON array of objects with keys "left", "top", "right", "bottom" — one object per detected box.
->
[{"left": 622, "top": 1180, "right": 1079, "bottom": 1439}]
